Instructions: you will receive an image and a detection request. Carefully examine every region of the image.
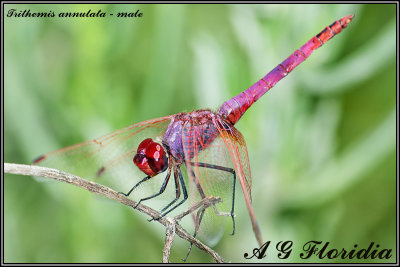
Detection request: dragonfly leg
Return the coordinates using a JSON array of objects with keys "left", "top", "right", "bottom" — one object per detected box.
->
[
  {"left": 154, "top": 166, "right": 188, "bottom": 220},
  {"left": 132, "top": 168, "right": 172, "bottom": 210},
  {"left": 160, "top": 171, "right": 181, "bottom": 213},
  {"left": 190, "top": 162, "right": 236, "bottom": 235},
  {"left": 182, "top": 208, "right": 206, "bottom": 262},
  {"left": 119, "top": 175, "right": 151, "bottom": 198}
]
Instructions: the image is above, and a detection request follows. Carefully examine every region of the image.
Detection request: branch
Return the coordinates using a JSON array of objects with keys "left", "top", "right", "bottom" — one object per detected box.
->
[
  {"left": 4, "top": 163, "right": 224, "bottom": 263},
  {"left": 163, "top": 217, "right": 176, "bottom": 263}
]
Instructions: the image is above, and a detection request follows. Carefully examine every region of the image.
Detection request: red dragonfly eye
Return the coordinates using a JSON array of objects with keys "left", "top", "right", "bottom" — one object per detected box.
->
[{"left": 133, "top": 138, "right": 168, "bottom": 177}]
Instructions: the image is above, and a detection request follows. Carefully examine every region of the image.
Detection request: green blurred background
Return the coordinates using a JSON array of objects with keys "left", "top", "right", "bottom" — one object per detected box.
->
[{"left": 4, "top": 3, "right": 396, "bottom": 263}]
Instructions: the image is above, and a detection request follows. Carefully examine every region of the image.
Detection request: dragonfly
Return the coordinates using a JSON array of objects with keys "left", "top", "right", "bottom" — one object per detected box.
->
[{"left": 33, "top": 15, "right": 354, "bottom": 251}]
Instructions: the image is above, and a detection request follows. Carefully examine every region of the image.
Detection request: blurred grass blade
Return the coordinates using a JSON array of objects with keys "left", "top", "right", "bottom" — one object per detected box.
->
[{"left": 284, "top": 108, "right": 395, "bottom": 207}]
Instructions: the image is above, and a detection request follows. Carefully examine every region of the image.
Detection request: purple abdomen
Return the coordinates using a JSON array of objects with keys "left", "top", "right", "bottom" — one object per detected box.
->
[{"left": 218, "top": 15, "right": 353, "bottom": 125}]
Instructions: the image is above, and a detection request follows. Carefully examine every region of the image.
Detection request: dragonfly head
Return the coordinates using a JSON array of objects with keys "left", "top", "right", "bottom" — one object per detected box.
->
[{"left": 133, "top": 138, "right": 168, "bottom": 177}]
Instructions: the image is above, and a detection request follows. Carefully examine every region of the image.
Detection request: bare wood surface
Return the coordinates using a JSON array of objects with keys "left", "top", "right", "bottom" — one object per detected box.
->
[{"left": 163, "top": 217, "right": 176, "bottom": 263}]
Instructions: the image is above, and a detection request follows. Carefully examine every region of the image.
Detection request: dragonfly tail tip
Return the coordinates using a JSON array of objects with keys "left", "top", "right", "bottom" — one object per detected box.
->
[{"left": 342, "top": 14, "right": 355, "bottom": 27}]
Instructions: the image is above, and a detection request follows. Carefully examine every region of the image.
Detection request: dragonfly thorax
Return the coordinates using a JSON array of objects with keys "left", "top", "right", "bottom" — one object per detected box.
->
[
  {"left": 133, "top": 138, "right": 168, "bottom": 177},
  {"left": 162, "top": 110, "right": 222, "bottom": 163}
]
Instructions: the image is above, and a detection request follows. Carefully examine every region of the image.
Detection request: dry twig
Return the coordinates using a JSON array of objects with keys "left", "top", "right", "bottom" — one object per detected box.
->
[
  {"left": 163, "top": 217, "right": 176, "bottom": 263},
  {"left": 4, "top": 163, "right": 224, "bottom": 263}
]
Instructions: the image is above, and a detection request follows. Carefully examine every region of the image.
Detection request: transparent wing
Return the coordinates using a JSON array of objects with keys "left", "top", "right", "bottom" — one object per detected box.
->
[
  {"left": 181, "top": 118, "right": 237, "bottom": 246},
  {"left": 33, "top": 115, "right": 174, "bottom": 197},
  {"left": 213, "top": 118, "right": 252, "bottom": 200},
  {"left": 213, "top": 117, "right": 263, "bottom": 246}
]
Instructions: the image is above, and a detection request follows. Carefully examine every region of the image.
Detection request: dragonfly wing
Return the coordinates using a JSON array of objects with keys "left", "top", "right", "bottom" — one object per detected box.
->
[
  {"left": 181, "top": 119, "right": 236, "bottom": 246},
  {"left": 33, "top": 115, "right": 174, "bottom": 197},
  {"left": 212, "top": 118, "right": 252, "bottom": 200},
  {"left": 213, "top": 117, "right": 263, "bottom": 247}
]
